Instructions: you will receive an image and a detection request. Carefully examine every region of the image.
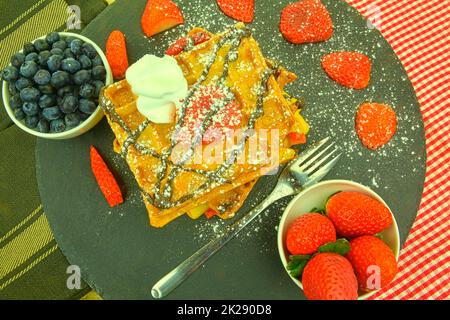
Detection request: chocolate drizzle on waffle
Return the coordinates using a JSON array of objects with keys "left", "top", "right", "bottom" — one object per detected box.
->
[{"left": 100, "top": 26, "right": 275, "bottom": 211}]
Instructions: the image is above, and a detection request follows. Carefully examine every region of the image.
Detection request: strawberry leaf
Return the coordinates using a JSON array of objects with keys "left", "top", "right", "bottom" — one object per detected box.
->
[
  {"left": 287, "top": 254, "right": 311, "bottom": 279},
  {"left": 310, "top": 207, "right": 325, "bottom": 215},
  {"left": 318, "top": 238, "right": 350, "bottom": 256},
  {"left": 375, "top": 233, "right": 384, "bottom": 240}
]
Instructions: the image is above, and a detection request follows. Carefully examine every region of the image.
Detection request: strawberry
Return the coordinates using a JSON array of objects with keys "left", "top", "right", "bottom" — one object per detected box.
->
[
  {"left": 326, "top": 191, "right": 393, "bottom": 238},
  {"left": 346, "top": 235, "right": 398, "bottom": 291},
  {"left": 166, "top": 31, "right": 211, "bottom": 56},
  {"left": 217, "top": 0, "right": 254, "bottom": 23},
  {"left": 175, "top": 85, "right": 242, "bottom": 145},
  {"left": 356, "top": 102, "right": 397, "bottom": 150},
  {"left": 279, "top": 0, "right": 333, "bottom": 44},
  {"left": 322, "top": 51, "right": 372, "bottom": 89},
  {"left": 302, "top": 253, "right": 358, "bottom": 300},
  {"left": 286, "top": 213, "right": 336, "bottom": 255},
  {"left": 90, "top": 146, "right": 123, "bottom": 207},
  {"left": 106, "top": 30, "right": 129, "bottom": 79},
  {"left": 141, "top": 0, "right": 184, "bottom": 38}
]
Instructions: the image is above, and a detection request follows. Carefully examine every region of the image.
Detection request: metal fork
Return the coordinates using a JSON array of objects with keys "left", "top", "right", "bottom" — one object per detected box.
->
[{"left": 151, "top": 137, "right": 340, "bottom": 299}]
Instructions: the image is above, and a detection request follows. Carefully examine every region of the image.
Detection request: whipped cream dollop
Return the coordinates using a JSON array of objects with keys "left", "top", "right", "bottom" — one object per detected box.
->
[{"left": 125, "top": 54, "right": 188, "bottom": 123}]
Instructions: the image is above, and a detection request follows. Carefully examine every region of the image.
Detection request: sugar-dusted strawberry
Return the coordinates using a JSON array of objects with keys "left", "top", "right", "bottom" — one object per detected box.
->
[
  {"left": 346, "top": 235, "right": 398, "bottom": 291},
  {"left": 175, "top": 85, "right": 242, "bottom": 145},
  {"left": 322, "top": 51, "right": 372, "bottom": 89},
  {"left": 286, "top": 213, "right": 336, "bottom": 255},
  {"left": 302, "top": 253, "right": 358, "bottom": 300},
  {"left": 280, "top": 0, "right": 333, "bottom": 44},
  {"left": 356, "top": 102, "right": 397, "bottom": 150},
  {"left": 106, "top": 30, "right": 129, "bottom": 79},
  {"left": 141, "top": 0, "right": 184, "bottom": 38},
  {"left": 217, "top": 0, "right": 254, "bottom": 23},
  {"left": 166, "top": 31, "right": 211, "bottom": 56},
  {"left": 90, "top": 145, "right": 123, "bottom": 207},
  {"left": 326, "top": 191, "right": 393, "bottom": 238}
]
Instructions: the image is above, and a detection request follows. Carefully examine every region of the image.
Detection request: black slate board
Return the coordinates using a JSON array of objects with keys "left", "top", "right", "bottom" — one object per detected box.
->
[{"left": 36, "top": 0, "right": 426, "bottom": 299}]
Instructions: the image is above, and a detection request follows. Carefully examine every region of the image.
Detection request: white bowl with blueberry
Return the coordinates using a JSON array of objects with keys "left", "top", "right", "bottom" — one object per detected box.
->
[{"left": 1, "top": 32, "right": 113, "bottom": 139}]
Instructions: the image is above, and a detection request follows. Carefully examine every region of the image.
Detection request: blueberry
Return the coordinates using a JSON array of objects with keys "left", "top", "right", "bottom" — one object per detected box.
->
[
  {"left": 73, "top": 70, "right": 91, "bottom": 85},
  {"left": 34, "top": 39, "right": 50, "bottom": 52},
  {"left": 33, "top": 69, "right": 51, "bottom": 85},
  {"left": 79, "top": 55, "right": 92, "bottom": 69},
  {"left": 42, "top": 106, "right": 62, "bottom": 121},
  {"left": 91, "top": 55, "right": 103, "bottom": 67},
  {"left": 9, "top": 94, "right": 23, "bottom": 109},
  {"left": 61, "top": 58, "right": 81, "bottom": 74},
  {"left": 64, "top": 48, "right": 75, "bottom": 59},
  {"left": 91, "top": 65, "right": 106, "bottom": 80},
  {"left": 91, "top": 80, "right": 105, "bottom": 97},
  {"left": 14, "top": 108, "right": 26, "bottom": 120},
  {"left": 20, "top": 61, "right": 39, "bottom": 78},
  {"left": 65, "top": 112, "right": 80, "bottom": 128},
  {"left": 52, "top": 40, "right": 67, "bottom": 51},
  {"left": 47, "top": 55, "right": 62, "bottom": 72},
  {"left": 2, "top": 66, "right": 19, "bottom": 82},
  {"left": 15, "top": 77, "right": 32, "bottom": 91},
  {"left": 25, "top": 52, "right": 40, "bottom": 63},
  {"left": 37, "top": 118, "right": 50, "bottom": 133},
  {"left": 50, "top": 119, "right": 66, "bottom": 133},
  {"left": 23, "top": 42, "right": 36, "bottom": 55},
  {"left": 25, "top": 115, "right": 40, "bottom": 128},
  {"left": 79, "top": 83, "right": 95, "bottom": 99},
  {"left": 11, "top": 53, "right": 26, "bottom": 68},
  {"left": 70, "top": 39, "right": 83, "bottom": 55},
  {"left": 39, "top": 84, "right": 55, "bottom": 94},
  {"left": 8, "top": 82, "right": 18, "bottom": 95},
  {"left": 20, "top": 87, "right": 40, "bottom": 102},
  {"left": 77, "top": 111, "right": 90, "bottom": 121},
  {"left": 50, "top": 48, "right": 64, "bottom": 57},
  {"left": 22, "top": 101, "right": 39, "bottom": 116},
  {"left": 60, "top": 95, "right": 79, "bottom": 114},
  {"left": 39, "top": 94, "right": 56, "bottom": 108},
  {"left": 50, "top": 70, "right": 70, "bottom": 88},
  {"left": 65, "top": 36, "right": 77, "bottom": 45},
  {"left": 79, "top": 99, "right": 97, "bottom": 114},
  {"left": 38, "top": 50, "right": 52, "bottom": 67},
  {"left": 57, "top": 85, "right": 74, "bottom": 97},
  {"left": 45, "top": 32, "right": 60, "bottom": 45},
  {"left": 82, "top": 43, "right": 97, "bottom": 59}
]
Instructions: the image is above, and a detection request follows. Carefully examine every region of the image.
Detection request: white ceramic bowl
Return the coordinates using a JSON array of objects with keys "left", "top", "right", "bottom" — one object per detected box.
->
[
  {"left": 277, "top": 180, "right": 400, "bottom": 300},
  {"left": 2, "top": 32, "right": 113, "bottom": 139}
]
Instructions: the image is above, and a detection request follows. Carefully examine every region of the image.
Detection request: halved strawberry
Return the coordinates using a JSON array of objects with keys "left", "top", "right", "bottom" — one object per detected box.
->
[
  {"left": 141, "top": 0, "right": 184, "bottom": 38},
  {"left": 322, "top": 51, "right": 372, "bottom": 89},
  {"left": 280, "top": 0, "right": 333, "bottom": 44},
  {"left": 175, "top": 85, "right": 242, "bottom": 145},
  {"left": 217, "top": 0, "right": 254, "bottom": 23},
  {"left": 90, "top": 146, "right": 123, "bottom": 207},
  {"left": 166, "top": 31, "right": 211, "bottom": 56}
]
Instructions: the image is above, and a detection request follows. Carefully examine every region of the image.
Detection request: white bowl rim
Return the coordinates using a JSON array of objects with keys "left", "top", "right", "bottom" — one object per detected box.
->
[
  {"left": 277, "top": 179, "right": 401, "bottom": 300},
  {"left": 2, "top": 32, "right": 113, "bottom": 139}
]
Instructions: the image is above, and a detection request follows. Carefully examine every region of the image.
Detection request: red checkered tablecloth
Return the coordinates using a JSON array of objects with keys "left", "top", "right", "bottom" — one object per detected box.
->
[{"left": 344, "top": 0, "right": 450, "bottom": 300}]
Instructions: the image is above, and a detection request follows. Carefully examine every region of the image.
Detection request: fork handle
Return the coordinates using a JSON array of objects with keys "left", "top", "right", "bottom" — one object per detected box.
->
[{"left": 151, "top": 195, "right": 281, "bottom": 299}]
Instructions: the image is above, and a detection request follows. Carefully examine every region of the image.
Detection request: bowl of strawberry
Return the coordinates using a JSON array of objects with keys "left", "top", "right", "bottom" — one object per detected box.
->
[
  {"left": 1, "top": 32, "right": 113, "bottom": 139},
  {"left": 277, "top": 180, "right": 400, "bottom": 300}
]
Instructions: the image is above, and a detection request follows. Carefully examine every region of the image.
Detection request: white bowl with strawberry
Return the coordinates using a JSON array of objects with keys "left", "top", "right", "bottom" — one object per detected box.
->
[{"left": 277, "top": 180, "right": 400, "bottom": 300}]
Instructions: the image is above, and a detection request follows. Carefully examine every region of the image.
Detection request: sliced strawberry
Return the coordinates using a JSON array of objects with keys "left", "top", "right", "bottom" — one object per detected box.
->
[
  {"left": 217, "top": 0, "right": 254, "bottom": 23},
  {"left": 322, "top": 51, "right": 372, "bottom": 89},
  {"left": 288, "top": 132, "right": 306, "bottom": 146},
  {"left": 166, "top": 31, "right": 211, "bottom": 56},
  {"left": 175, "top": 85, "right": 242, "bottom": 145},
  {"left": 90, "top": 146, "right": 123, "bottom": 207},
  {"left": 205, "top": 208, "right": 219, "bottom": 219},
  {"left": 280, "top": 0, "right": 333, "bottom": 44},
  {"left": 106, "top": 30, "right": 129, "bottom": 79},
  {"left": 141, "top": 0, "right": 184, "bottom": 38}
]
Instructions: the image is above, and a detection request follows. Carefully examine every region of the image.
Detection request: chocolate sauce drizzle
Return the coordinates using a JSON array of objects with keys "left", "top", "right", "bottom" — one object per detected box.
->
[{"left": 100, "top": 26, "right": 274, "bottom": 210}]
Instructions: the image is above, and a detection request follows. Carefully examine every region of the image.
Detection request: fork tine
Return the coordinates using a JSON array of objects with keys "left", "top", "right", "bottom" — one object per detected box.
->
[
  {"left": 298, "top": 142, "right": 335, "bottom": 172},
  {"left": 289, "top": 137, "right": 330, "bottom": 168},
  {"left": 304, "top": 147, "right": 339, "bottom": 175},
  {"left": 303, "top": 153, "right": 342, "bottom": 188}
]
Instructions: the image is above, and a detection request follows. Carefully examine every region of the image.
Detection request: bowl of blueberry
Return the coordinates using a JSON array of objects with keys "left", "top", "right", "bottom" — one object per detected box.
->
[{"left": 1, "top": 32, "right": 113, "bottom": 139}]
